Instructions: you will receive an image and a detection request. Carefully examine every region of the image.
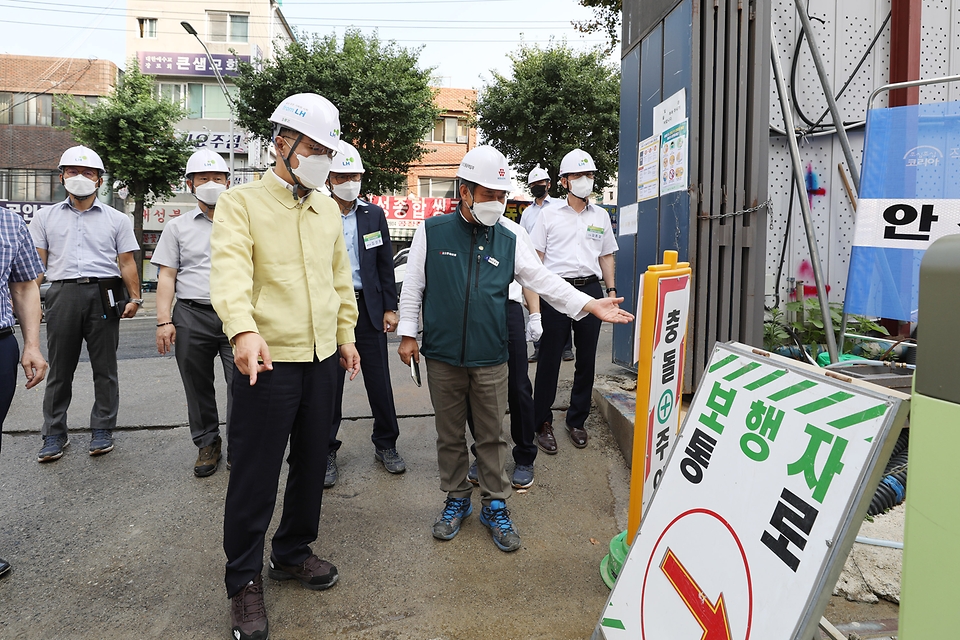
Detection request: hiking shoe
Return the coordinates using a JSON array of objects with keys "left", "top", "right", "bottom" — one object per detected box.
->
[
  {"left": 432, "top": 497, "right": 472, "bottom": 541},
  {"left": 230, "top": 574, "right": 268, "bottom": 640},
  {"left": 37, "top": 434, "right": 69, "bottom": 463},
  {"left": 89, "top": 429, "right": 114, "bottom": 456},
  {"left": 194, "top": 435, "right": 222, "bottom": 477},
  {"left": 562, "top": 349, "right": 575, "bottom": 361},
  {"left": 268, "top": 553, "right": 338, "bottom": 591},
  {"left": 0, "top": 557, "right": 11, "bottom": 579},
  {"left": 374, "top": 447, "right": 406, "bottom": 474},
  {"left": 480, "top": 500, "right": 521, "bottom": 552},
  {"left": 324, "top": 452, "right": 338, "bottom": 488},
  {"left": 511, "top": 464, "right": 535, "bottom": 489},
  {"left": 467, "top": 460, "right": 479, "bottom": 486}
]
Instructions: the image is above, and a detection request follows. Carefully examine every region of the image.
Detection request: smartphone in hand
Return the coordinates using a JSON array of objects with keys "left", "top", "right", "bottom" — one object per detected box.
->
[{"left": 410, "top": 358, "right": 421, "bottom": 387}]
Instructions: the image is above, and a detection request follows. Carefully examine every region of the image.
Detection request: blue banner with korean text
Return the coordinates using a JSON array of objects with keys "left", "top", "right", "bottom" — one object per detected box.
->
[{"left": 846, "top": 100, "right": 960, "bottom": 321}]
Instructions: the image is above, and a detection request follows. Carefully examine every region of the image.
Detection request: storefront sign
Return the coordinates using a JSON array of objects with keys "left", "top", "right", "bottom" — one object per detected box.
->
[{"left": 138, "top": 51, "right": 249, "bottom": 77}]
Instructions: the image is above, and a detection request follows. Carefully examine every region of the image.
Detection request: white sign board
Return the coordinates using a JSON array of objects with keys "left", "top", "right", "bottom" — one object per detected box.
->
[
  {"left": 853, "top": 198, "right": 960, "bottom": 250},
  {"left": 598, "top": 342, "right": 908, "bottom": 640},
  {"left": 619, "top": 202, "right": 638, "bottom": 237},
  {"left": 653, "top": 88, "right": 686, "bottom": 136},
  {"left": 640, "top": 274, "right": 690, "bottom": 515}
]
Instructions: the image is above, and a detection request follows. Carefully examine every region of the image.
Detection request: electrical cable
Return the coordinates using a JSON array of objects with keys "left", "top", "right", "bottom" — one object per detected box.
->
[
  {"left": 773, "top": 172, "right": 796, "bottom": 309},
  {"left": 790, "top": 8, "right": 891, "bottom": 132}
]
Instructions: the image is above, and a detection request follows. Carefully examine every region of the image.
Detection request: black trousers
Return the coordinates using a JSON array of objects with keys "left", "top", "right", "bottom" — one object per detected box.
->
[
  {"left": 223, "top": 353, "right": 338, "bottom": 598},
  {"left": 0, "top": 333, "right": 18, "bottom": 452},
  {"left": 533, "top": 280, "right": 602, "bottom": 431},
  {"left": 468, "top": 301, "right": 538, "bottom": 466},
  {"left": 330, "top": 292, "right": 400, "bottom": 453}
]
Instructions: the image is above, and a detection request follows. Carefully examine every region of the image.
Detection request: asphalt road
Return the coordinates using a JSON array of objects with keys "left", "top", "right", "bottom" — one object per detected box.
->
[{"left": 2, "top": 314, "right": 634, "bottom": 639}]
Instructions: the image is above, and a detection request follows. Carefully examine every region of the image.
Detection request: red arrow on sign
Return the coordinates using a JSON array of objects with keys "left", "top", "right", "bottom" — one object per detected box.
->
[{"left": 660, "top": 547, "right": 733, "bottom": 640}]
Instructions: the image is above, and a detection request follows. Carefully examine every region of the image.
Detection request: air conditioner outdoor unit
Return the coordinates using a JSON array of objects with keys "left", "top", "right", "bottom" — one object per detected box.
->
[{"left": 456, "top": 135, "right": 468, "bottom": 144}]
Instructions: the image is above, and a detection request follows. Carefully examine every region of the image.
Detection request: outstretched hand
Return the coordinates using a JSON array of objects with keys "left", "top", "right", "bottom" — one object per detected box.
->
[{"left": 584, "top": 297, "right": 634, "bottom": 324}]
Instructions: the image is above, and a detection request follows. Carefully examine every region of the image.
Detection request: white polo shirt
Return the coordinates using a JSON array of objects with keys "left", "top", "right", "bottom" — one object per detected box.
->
[
  {"left": 151, "top": 207, "right": 214, "bottom": 303},
  {"left": 530, "top": 200, "right": 618, "bottom": 279},
  {"left": 519, "top": 196, "right": 559, "bottom": 235}
]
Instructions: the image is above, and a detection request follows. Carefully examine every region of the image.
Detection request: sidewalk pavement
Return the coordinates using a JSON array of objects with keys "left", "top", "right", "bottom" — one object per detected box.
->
[{"left": 0, "top": 319, "right": 636, "bottom": 639}]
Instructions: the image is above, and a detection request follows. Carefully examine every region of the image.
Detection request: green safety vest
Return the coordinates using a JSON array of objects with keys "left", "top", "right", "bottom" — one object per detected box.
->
[{"left": 421, "top": 212, "right": 517, "bottom": 368}]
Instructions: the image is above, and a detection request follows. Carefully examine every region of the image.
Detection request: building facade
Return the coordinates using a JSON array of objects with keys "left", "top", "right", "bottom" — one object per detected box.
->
[
  {"left": 125, "top": 0, "right": 294, "bottom": 279},
  {"left": 0, "top": 55, "right": 119, "bottom": 221}
]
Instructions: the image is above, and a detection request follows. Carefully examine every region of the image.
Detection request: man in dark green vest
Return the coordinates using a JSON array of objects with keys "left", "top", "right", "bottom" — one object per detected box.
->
[{"left": 397, "top": 145, "right": 634, "bottom": 553}]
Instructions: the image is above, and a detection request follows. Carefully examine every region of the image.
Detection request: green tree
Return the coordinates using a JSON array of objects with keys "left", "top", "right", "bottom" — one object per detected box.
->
[
  {"left": 232, "top": 30, "right": 439, "bottom": 195},
  {"left": 474, "top": 43, "right": 620, "bottom": 195},
  {"left": 58, "top": 62, "right": 193, "bottom": 279},
  {"left": 574, "top": 0, "right": 622, "bottom": 54}
]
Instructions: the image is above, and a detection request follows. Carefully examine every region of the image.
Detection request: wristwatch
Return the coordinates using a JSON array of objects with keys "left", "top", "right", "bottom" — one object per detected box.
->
[{"left": 131, "top": 298, "right": 144, "bottom": 306}]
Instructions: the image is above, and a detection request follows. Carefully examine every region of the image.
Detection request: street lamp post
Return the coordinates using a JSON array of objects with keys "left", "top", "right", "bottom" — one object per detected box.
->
[{"left": 181, "top": 21, "right": 236, "bottom": 185}]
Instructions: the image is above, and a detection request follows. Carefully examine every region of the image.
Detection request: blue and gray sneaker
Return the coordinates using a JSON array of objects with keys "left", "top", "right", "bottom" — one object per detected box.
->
[
  {"left": 511, "top": 464, "right": 534, "bottom": 489},
  {"left": 480, "top": 500, "right": 521, "bottom": 552},
  {"left": 37, "top": 434, "right": 69, "bottom": 463},
  {"left": 432, "top": 497, "right": 472, "bottom": 541},
  {"left": 89, "top": 429, "right": 114, "bottom": 456}
]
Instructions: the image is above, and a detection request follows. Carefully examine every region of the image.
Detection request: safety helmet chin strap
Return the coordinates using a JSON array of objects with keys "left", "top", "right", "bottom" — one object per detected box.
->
[{"left": 277, "top": 130, "right": 310, "bottom": 200}]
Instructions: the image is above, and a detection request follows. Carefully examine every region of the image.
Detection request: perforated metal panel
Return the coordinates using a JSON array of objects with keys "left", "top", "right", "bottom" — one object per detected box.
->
[{"left": 766, "top": 1, "right": 960, "bottom": 311}]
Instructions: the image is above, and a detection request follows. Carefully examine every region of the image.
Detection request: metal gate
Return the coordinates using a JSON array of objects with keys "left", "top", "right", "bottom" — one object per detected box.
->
[{"left": 617, "top": 0, "right": 771, "bottom": 389}]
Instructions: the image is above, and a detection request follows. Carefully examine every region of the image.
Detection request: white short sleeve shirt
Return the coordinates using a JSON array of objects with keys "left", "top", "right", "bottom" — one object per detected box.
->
[{"left": 530, "top": 201, "right": 619, "bottom": 278}]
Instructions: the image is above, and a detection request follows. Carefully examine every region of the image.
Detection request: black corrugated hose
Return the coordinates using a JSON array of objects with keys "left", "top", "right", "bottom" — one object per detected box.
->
[{"left": 867, "top": 429, "right": 909, "bottom": 516}]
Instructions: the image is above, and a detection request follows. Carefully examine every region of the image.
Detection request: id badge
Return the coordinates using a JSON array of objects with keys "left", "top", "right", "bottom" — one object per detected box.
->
[
  {"left": 363, "top": 231, "right": 384, "bottom": 249},
  {"left": 586, "top": 225, "right": 604, "bottom": 241}
]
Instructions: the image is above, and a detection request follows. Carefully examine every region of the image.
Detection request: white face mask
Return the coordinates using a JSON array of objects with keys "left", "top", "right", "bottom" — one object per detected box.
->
[
  {"left": 64, "top": 175, "right": 98, "bottom": 198},
  {"left": 470, "top": 198, "right": 505, "bottom": 226},
  {"left": 568, "top": 176, "right": 594, "bottom": 199},
  {"left": 292, "top": 153, "right": 332, "bottom": 190},
  {"left": 194, "top": 181, "right": 227, "bottom": 206},
  {"left": 331, "top": 179, "right": 361, "bottom": 203}
]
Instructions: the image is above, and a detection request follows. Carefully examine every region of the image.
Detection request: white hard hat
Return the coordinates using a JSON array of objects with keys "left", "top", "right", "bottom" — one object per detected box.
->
[
  {"left": 457, "top": 145, "right": 511, "bottom": 192},
  {"left": 185, "top": 149, "right": 230, "bottom": 177},
  {"left": 58, "top": 145, "right": 104, "bottom": 173},
  {"left": 527, "top": 164, "right": 550, "bottom": 184},
  {"left": 269, "top": 93, "right": 342, "bottom": 153},
  {"left": 331, "top": 141, "right": 364, "bottom": 174},
  {"left": 559, "top": 148, "right": 597, "bottom": 176}
]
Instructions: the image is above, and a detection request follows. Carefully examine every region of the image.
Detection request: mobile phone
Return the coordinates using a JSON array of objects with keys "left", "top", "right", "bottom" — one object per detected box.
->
[{"left": 410, "top": 358, "right": 421, "bottom": 387}]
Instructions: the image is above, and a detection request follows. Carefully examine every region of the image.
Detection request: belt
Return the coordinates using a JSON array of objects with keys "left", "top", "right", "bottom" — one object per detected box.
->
[
  {"left": 0, "top": 327, "right": 14, "bottom": 338},
  {"left": 354, "top": 290, "right": 363, "bottom": 299},
  {"left": 564, "top": 275, "right": 599, "bottom": 287},
  {"left": 179, "top": 299, "right": 214, "bottom": 310},
  {"left": 51, "top": 277, "right": 120, "bottom": 284}
]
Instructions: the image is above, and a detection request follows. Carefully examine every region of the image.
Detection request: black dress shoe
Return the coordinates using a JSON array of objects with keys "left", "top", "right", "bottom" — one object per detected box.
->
[
  {"left": 535, "top": 422, "right": 558, "bottom": 454},
  {"left": 0, "top": 557, "right": 11, "bottom": 578},
  {"left": 567, "top": 425, "right": 588, "bottom": 448}
]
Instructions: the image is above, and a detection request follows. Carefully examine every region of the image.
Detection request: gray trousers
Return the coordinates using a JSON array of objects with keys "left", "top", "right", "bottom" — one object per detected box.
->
[
  {"left": 173, "top": 301, "right": 234, "bottom": 449},
  {"left": 42, "top": 282, "right": 120, "bottom": 436},
  {"left": 425, "top": 358, "right": 509, "bottom": 506}
]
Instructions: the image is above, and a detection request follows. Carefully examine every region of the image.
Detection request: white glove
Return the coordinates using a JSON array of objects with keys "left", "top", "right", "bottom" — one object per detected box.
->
[{"left": 526, "top": 312, "right": 543, "bottom": 342}]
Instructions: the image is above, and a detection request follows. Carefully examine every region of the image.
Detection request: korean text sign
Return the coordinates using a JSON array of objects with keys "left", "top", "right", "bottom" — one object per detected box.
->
[
  {"left": 599, "top": 342, "right": 908, "bottom": 640},
  {"left": 629, "top": 251, "right": 691, "bottom": 540},
  {"left": 846, "top": 99, "right": 960, "bottom": 321},
  {"left": 138, "top": 51, "right": 249, "bottom": 78}
]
